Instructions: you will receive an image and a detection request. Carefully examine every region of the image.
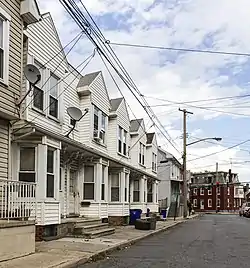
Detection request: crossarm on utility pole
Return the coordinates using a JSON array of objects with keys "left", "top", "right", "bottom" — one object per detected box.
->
[{"left": 179, "top": 108, "right": 193, "bottom": 218}]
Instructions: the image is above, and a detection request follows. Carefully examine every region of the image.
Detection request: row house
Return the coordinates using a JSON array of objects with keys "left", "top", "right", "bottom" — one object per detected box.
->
[
  {"left": 189, "top": 170, "right": 244, "bottom": 212},
  {"left": 8, "top": 11, "right": 159, "bottom": 239},
  {"left": 0, "top": 0, "right": 41, "bottom": 261}
]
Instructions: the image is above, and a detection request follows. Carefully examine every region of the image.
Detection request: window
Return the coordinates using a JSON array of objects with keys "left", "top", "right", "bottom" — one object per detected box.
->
[
  {"left": 147, "top": 181, "right": 153, "bottom": 203},
  {"left": 93, "top": 105, "right": 107, "bottom": 143},
  {"left": 152, "top": 153, "right": 157, "bottom": 172},
  {"left": 125, "top": 173, "right": 129, "bottom": 202},
  {"left": 101, "top": 166, "right": 105, "bottom": 201},
  {"left": 133, "top": 180, "right": 140, "bottom": 202},
  {"left": 217, "top": 198, "right": 220, "bottom": 207},
  {"left": 227, "top": 187, "right": 230, "bottom": 195},
  {"left": 193, "top": 199, "right": 197, "bottom": 207},
  {"left": 49, "top": 74, "right": 59, "bottom": 118},
  {"left": 193, "top": 188, "right": 197, "bottom": 195},
  {"left": 46, "top": 149, "right": 55, "bottom": 198},
  {"left": 217, "top": 187, "right": 220, "bottom": 195},
  {"left": 33, "top": 61, "right": 44, "bottom": 111},
  {"left": 118, "top": 126, "right": 122, "bottom": 153},
  {"left": 111, "top": 174, "right": 120, "bottom": 202},
  {"left": 83, "top": 166, "right": 94, "bottom": 200},
  {"left": 139, "top": 142, "right": 145, "bottom": 165},
  {"left": 208, "top": 199, "right": 212, "bottom": 208},
  {"left": 200, "top": 188, "right": 204, "bottom": 195},
  {"left": 118, "top": 126, "right": 127, "bottom": 156},
  {"left": 227, "top": 198, "right": 230, "bottom": 208},
  {"left": 0, "top": 9, "right": 10, "bottom": 84},
  {"left": 208, "top": 188, "right": 212, "bottom": 195},
  {"left": 19, "top": 147, "right": 36, "bottom": 183}
]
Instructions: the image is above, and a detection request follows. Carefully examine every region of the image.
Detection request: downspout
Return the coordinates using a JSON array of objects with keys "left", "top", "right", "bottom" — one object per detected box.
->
[{"left": 8, "top": 122, "right": 12, "bottom": 180}]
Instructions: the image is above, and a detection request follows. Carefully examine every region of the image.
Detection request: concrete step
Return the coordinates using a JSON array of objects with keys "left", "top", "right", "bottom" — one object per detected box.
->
[
  {"left": 74, "top": 223, "right": 109, "bottom": 234},
  {"left": 74, "top": 218, "right": 102, "bottom": 228},
  {"left": 73, "top": 227, "right": 115, "bottom": 239}
]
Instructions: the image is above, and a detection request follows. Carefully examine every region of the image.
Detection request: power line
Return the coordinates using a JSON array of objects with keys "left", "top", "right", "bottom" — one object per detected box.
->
[
  {"left": 109, "top": 42, "right": 250, "bottom": 57},
  {"left": 13, "top": 50, "right": 96, "bottom": 135}
]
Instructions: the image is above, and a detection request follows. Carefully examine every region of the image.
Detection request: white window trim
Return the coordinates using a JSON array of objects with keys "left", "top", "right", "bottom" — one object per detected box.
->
[
  {"left": 217, "top": 187, "right": 220, "bottom": 195},
  {"left": 46, "top": 148, "right": 56, "bottom": 199},
  {"left": 93, "top": 105, "right": 107, "bottom": 144},
  {"left": 227, "top": 198, "right": 230, "bottom": 207},
  {"left": 208, "top": 189, "right": 212, "bottom": 195},
  {"left": 139, "top": 142, "right": 146, "bottom": 166},
  {"left": 193, "top": 188, "right": 197, "bottom": 195},
  {"left": 200, "top": 188, "right": 204, "bottom": 195},
  {"left": 217, "top": 199, "right": 220, "bottom": 207},
  {"left": 193, "top": 199, "right": 197, "bottom": 207},
  {"left": 48, "top": 72, "right": 60, "bottom": 119},
  {"left": 227, "top": 187, "right": 230, "bottom": 195},
  {"left": 117, "top": 126, "right": 128, "bottom": 156},
  {"left": 0, "top": 7, "right": 10, "bottom": 86},
  {"left": 208, "top": 199, "right": 212, "bottom": 208},
  {"left": 110, "top": 173, "right": 120, "bottom": 202},
  {"left": 83, "top": 165, "right": 95, "bottom": 201}
]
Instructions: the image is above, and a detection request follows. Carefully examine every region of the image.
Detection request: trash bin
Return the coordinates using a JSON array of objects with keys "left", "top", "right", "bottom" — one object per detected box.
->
[
  {"left": 129, "top": 209, "right": 142, "bottom": 225},
  {"left": 161, "top": 209, "right": 167, "bottom": 219}
]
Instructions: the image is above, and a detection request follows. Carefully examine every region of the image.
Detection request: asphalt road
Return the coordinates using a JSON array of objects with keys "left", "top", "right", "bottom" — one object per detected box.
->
[{"left": 80, "top": 215, "right": 250, "bottom": 268}]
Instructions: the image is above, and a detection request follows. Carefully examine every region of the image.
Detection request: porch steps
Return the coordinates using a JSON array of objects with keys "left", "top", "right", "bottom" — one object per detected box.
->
[{"left": 67, "top": 218, "right": 115, "bottom": 239}]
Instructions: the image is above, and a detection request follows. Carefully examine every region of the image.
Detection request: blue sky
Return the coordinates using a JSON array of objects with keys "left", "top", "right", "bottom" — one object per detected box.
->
[{"left": 38, "top": 0, "right": 250, "bottom": 182}]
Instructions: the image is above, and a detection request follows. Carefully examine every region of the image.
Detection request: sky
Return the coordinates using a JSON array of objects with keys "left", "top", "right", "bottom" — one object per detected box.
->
[{"left": 37, "top": 0, "right": 250, "bottom": 183}]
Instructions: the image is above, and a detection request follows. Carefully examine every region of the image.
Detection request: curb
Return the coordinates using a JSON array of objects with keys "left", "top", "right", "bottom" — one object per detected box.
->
[{"left": 60, "top": 214, "right": 202, "bottom": 268}]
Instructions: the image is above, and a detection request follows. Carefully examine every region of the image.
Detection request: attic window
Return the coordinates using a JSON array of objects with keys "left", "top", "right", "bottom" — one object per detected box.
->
[{"left": 93, "top": 105, "right": 107, "bottom": 144}]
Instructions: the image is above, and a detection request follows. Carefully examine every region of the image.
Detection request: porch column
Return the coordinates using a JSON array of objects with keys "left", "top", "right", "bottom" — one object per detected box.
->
[
  {"left": 153, "top": 181, "right": 157, "bottom": 203},
  {"left": 144, "top": 177, "right": 147, "bottom": 203},
  {"left": 139, "top": 176, "right": 144, "bottom": 203},
  {"left": 104, "top": 164, "right": 109, "bottom": 202},
  {"left": 125, "top": 172, "right": 129, "bottom": 202},
  {"left": 95, "top": 160, "right": 102, "bottom": 202},
  {"left": 37, "top": 144, "right": 47, "bottom": 199},
  {"left": 120, "top": 170, "right": 125, "bottom": 203},
  {"left": 129, "top": 178, "right": 133, "bottom": 202},
  {"left": 55, "top": 149, "right": 60, "bottom": 201}
]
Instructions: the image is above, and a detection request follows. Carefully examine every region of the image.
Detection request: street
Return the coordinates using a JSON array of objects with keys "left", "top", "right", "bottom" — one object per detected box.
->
[{"left": 80, "top": 215, "right": 250, "bottom": 268}]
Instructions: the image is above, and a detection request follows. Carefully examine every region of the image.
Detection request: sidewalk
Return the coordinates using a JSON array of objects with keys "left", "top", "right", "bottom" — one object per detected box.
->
[{"left": 0, "top": 214, "right": 201, "bottom": 268}]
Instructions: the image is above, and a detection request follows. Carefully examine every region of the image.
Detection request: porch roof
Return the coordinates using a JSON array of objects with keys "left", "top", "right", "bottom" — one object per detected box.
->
[{"left": 12, "top": 121, "right": 158, "bottom": 180}]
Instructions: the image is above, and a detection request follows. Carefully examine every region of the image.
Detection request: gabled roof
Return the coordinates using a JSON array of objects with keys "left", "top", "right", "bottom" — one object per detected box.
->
[
  {"left": 110, "top": 98, "right": 123, "bottom": 112},
  {"left": 146, "top": 133, "right": 155, "bottom": 144},
  {"left": 77, "top": 71, "right": 101, "bottom": 88},
  {"left": 130, "top": 119, "right": 143, "bottom": 132}
]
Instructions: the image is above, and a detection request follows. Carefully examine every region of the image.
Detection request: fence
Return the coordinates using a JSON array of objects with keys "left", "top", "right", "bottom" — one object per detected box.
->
[{"left": 0, "top": 179, "right": 36, "bottom": 221}]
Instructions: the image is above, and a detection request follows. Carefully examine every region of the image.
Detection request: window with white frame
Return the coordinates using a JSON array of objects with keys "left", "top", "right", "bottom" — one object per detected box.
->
[
  {"left": 200, "top": 188, "right": 204, "bottom": 195},
  {"left": 49, "top": 74, "right": 59, "bottom": 118},
  {"left": 93, "top": 105, "right": 107, "bottom": 143},
  {"left": 147, "top": 181, "right": 153, "bottom": 203},
  {"left": 217, "top": 186, "right": 220, "bottom": 195},
  {"left": 19, "top": 147, "right": 36, "bottom": 183},
  {"left": 193, "top": 188, "right": 197, "bottom": 195},
  {"left": 227, "top": 187, "right": 230, "bottom": 195},
  {"left": 193, "top": 199, "right": 197, "bottom": 207},
  {"left": 118, "top": 126, "right": 127, "bottom": 156},
  {"left": 208, "top": 188, "right": 212, "bottom": 195},
  {"left": 123, "top": 130, "right": 127, "bottom": 155},
  {"left": 111, "top": 174, "right": 120, "bottom": 202},
  {"left": 33, "top": 60, "right": 44, "bottom": 111},
  {"left": 83, "top": 166, "right": 95, "bottom": 200},
  {"left": 46, "top": 148, "right": 55, "bottom": 198},
  {"left": 101, "top": 166, "right": 105, "bottom": 201},
  {"left": 139, "top": 142, "right": 145, "bottom": 165},
  {"left": 125, "top": 173, "right": 129, "bottom": 202},
  {"left": 227, "top": 198, "right": 230, "bottom": 207},
  {"left": 133, "top": 179, "right": 140, "bottom": 202},
  {"left": 118, "top": 126, "right": 122, "bottom": 154},
  {"left": 208, "top": 199, "right": 212, "bottom": 207},
  {"left": 217, "top": 198, "right": 220, "bottom": 207},
  {"left": 152, "top": 153, "right": 157, "bottom": 172},
  {"left": 0, "top": 8, "right": 10, "bottom": 84}
]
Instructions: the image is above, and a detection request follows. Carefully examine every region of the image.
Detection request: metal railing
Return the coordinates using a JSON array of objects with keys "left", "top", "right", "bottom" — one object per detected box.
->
[{"left": 0, "top": 179, "right": 36, "bottom": 221}]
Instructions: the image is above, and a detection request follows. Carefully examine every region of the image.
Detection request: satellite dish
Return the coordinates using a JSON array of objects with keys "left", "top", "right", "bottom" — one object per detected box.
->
[
  {"left": 67, "top": 107, "right": 83, "bottom": 121},
  {"left": 24, "top": 64, "right": 41, "bottom": 85}
]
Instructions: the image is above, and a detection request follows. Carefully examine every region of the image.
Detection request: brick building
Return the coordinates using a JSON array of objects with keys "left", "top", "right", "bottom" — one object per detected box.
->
[{"left": 189, "top": 170, "right": 244, "bottom": 212}]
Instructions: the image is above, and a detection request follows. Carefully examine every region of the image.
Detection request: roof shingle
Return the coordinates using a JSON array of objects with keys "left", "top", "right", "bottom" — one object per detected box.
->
[{"left": 77, "top": 71, "right": 101, "bottom": 88}]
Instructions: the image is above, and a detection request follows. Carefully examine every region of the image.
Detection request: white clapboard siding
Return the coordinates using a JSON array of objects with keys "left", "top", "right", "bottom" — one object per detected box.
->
[
  {"left": 107, "top": 118, "right": 118, "bottom": 157},
  {"left": 147, "top": 203, "right": 159, "bottom": 213},
  {"left": 79, "top": 203, "right": 102, "bottom": 219},
  {"left": 0, "top": 1, "right": 22, "bottom": 119},
  {"left": 130, "top": 203, "right": 147, "bottom": 214},
  {"left": 0, "top": 121, "right": 8, "bottom": 180},
  {"left": 108, "top": 203, "right": 129, "bottom": 216},
  {"left": 100, "top": 203, "right": 108, "bottom": 218},
  {"left": 78, "top": 96, "right": 91, "bottom": 145},
  {"left": 34, "top": 201, "right": 61, "bottom": 225},
  {"left": 24, "top": 13, "right": 67, "bottom": 133}
]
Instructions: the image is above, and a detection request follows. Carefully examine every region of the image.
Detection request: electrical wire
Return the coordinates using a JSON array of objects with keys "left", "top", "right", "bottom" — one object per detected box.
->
[
  {"left": 109, "top": 42, "right": 250, "bottom": 57},
  {"left": 59, "top": 0, "right": 182, "bottom": 156},
  {"left": 13, "top": 50, "right": 96, "bottom": 135}
]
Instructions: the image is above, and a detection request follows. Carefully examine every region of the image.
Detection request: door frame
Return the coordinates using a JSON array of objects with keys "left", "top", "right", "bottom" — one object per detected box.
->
[{"left": 68, "top": 168, "right": 80, "bottom": 216}]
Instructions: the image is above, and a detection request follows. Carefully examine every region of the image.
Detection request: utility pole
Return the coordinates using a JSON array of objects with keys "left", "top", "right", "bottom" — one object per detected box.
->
[
  {"left": 179, "top": 108, "right": 193, "bottom": 218},
  {"left": 216, "top": 162, "right": 218, "bottom": 213}
]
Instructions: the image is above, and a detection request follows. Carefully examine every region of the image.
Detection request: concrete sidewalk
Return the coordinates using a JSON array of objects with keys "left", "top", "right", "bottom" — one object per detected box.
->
[{"left": 0, "top": 214, "right": 201, "bottom": 268}]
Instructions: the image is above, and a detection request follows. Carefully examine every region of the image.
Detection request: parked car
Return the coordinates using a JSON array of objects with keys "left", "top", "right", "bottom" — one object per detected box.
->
[{"left": 239, "top": 202, "right": 250, "bottom": 216}]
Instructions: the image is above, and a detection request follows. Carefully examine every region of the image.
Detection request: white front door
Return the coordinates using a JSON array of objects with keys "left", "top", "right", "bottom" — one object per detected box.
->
[
  {"left": 200, "top": 199, "right": 204, "bottom": 210},
  {"left": 69, "top": 169, "right": 80, "bottom": 215}
]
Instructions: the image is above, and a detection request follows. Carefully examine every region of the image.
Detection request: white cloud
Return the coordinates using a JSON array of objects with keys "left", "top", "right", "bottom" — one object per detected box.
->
[{"left": 37, "top": 0, "right": 250, "bottom": 181}]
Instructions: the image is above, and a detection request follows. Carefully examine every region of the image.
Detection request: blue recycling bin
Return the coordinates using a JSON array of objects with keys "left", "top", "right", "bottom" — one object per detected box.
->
[
  {"left": 129, "top": 209, "right": 142, "bottom": 225},
  {"left": 161, "top": 209, "right": 167, "bottom": 219}
]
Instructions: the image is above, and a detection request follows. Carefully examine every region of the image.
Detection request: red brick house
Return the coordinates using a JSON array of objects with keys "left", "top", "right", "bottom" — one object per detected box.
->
[{"left": 189, "top": 170, "right": 244, "bottom": 212}]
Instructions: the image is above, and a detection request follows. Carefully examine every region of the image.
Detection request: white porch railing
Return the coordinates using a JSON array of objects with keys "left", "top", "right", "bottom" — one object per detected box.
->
[{"left": 0, "top": 179, "right": 36, "bottom": 221}]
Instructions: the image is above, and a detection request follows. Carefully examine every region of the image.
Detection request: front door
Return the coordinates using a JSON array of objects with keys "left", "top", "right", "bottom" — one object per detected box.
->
[
  {"left": 200, "top": 199, "right": 204, "bottom": 210},
  {"left": 69, "top": 169, "right": 80, "bottom": 216}
]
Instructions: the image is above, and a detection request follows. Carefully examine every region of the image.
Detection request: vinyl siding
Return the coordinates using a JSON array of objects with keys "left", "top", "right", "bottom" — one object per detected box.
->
[
  {"left": 0, "top": 120, "right": 8, "bottom": 180},
  {"left": 108, "top": 203, "right": 129, "bottom": 216},
  {"left": 0, "top": 0, "right": 22, "bottom": 119},
  {"left": 24, "top": 13, "right": 67, "bottom": 133},
  {"left": 107, "top": 117, "right": 118, "bottom": 157}
]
